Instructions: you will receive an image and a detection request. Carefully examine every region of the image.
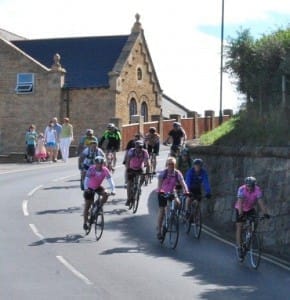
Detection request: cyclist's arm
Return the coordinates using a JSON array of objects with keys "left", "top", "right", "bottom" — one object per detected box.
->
[
  {"left": 106, "top": 175, "right": 116, "bottom": 194},
  {"left": 236, "top": 198, "right": 243, "bottom": 216},
  {"left": 177, "top": 171, "right": 189, "bottom": 194},
  {"left": 202, "top": 171, "right": 211, "bottom": 195},
  {"left": 84, "top": 176, "right": 89, "bottom": 190},
  {"left": 185, "top": 169, "right": 192, "bottom": 190},
  {"left": 181, "top": 128, "right": 187, "bottom": 144},
  {"left": 257, "top": 198, "right": 268, "bottom": 215},
  {"left": 99, "top": 135, "right": 105, "bottom": 148}
]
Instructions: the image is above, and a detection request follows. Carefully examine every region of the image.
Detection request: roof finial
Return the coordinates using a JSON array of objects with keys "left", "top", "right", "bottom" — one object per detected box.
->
[
  {"left": 131, "top": 13, "right": 142, "bottom": 33},
  {"left": 51, "top": 53, "right": 65, "bottom": 72}
]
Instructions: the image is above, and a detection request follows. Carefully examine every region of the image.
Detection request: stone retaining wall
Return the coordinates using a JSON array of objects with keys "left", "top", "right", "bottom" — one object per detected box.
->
[{"left": 189, "top": 145, "right": 290, "bottom": 258}]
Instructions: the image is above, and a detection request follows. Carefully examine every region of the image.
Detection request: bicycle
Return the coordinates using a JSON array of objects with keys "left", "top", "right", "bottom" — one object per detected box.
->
[
  {"left": 163, "top": 142, "right": 183, "bottom": 158},
  {"left": 85, "top": 192, "right": 113, "bottom": 241},
  {"left": 159, "top": 192, "right": 180, "bottom": 249},
  {"left": 180, "top": 194, "right": 202, "bottom": 239},
  {"left": 145, "top": 149, "right": 156, "bottom": 185},
  {"left": 128, "top": 171, "right": 150, "bottom": 214},
  {"left": 236, "top": 214, "right": 267, "bottom": 269}
]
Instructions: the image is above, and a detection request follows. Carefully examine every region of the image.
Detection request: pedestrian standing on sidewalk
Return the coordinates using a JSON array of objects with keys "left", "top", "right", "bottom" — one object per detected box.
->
[
  {"left": 35, "top": 132, "right": 47, "bottom": 162},
  {"left": 25, "top": 124, "right": 38, "bottom": 163},
  {"left": 52, "top": 117, "right": 62, "bottom": 161},
  {"left": 44, "top": 121, "right": 57, "bottom": 163},
  {"left": 60, "top": 117, "right": 74, "bottom": 162}
]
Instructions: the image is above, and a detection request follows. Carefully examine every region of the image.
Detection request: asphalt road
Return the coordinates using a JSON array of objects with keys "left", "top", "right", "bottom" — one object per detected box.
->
[{"left": 0, "top": 149, "right": 289, "bottom": 300}]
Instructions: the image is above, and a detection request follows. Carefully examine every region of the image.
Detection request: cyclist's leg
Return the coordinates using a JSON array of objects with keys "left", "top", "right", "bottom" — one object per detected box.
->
[
  {"left": 126, "top": 169, "right": 134, "bottom": 205},
  {"left": 83, "top": 190, "right": 94, "bottom": 225},
  {"left": 157, "top": 194, "right": 167, "bottom": 237},
  {"left": 96, "top": 187, "right": 108, "bottom": 206},
  {"left": 112, "top": 149, "right": 117, "bottom": 167},
  {"left": 235, "top": 209, "right": 243, "bottom": 246}
]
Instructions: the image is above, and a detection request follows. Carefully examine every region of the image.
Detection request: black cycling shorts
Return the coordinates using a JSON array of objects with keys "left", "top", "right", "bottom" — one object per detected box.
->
[
  {"left": 83, "top": 187, "right": 105, "bottom": 201},
  {"left": 158, "top": 193, "right": 174, "bottom": 208},
  {"left": 189, "top": 188, "right": 202, "bottom": 202},
  {"left": 147, "top": 144, "right": 160, "bottom": 156},
  {"left": 127, "top": 169, "right": 143, "bottom": 181},
  {"left": 235, "top": 208, "right": 256, "bottom": 223}
]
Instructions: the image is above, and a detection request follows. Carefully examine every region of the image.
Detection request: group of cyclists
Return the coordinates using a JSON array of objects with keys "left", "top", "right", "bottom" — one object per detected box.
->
[{"left": 77, "top": 121, "right": 270, "bottom": 260}]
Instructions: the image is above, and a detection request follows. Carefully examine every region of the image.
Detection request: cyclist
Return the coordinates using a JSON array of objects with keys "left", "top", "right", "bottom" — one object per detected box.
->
[
  {"left": 77, "top": 129, "right": 98, "bottom": 155},
  {"left": 164, "top": 122, "right": 187, "bottom": 157},
  {"left": 144, "top": 127, "right": 160, "bottom": 174},
  {"left": 156, "top": 157, "right": 189, "bottom": 240},
  {"left": 235, "top": 176, "right": 269, "bottom": 260},
  {"left": 123, "top": 133, "right": 143, "bottom": 187},
  {"left": 79, "top": 140, "right": 105, "bottom": 190},
  {"left": 176, "top": 147, "right": 192, "bottom": 177},
  {"left": 185, "top": 158, "right": 211, "bottom": 217},
  {"left": 83, "top": 156, "right": 115, "bottom": 230},
  {"left": 125, "top": 140, "right": 149, "bottom": 206},
  {"left": 99, "top": 123, "right": 122, "bottom": 169}
]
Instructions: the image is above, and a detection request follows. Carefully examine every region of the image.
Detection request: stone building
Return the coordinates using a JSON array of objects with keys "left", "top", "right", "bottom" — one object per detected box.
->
[{"left": 0, "top": 14, "right": 162, "bottom": 154}]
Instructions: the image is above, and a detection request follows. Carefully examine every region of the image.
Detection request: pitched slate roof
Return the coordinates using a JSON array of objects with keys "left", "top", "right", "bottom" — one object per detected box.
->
[{"left": 12, "top": 35, "right": 129, "bottom": 88}]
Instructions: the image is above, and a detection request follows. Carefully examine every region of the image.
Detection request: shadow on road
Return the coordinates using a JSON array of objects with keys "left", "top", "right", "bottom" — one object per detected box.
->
[
  {"left": 29, "top": 234, "right": 86, "bottom": 246},
  {"left": 35, "top": 206, "right": 81, "bottom": 215},
  {"left": 43, "top": 185, "right": 80, "bottom": 190},
  {"left": 99, "top": 190, "right": 272, "bottom": 300}
]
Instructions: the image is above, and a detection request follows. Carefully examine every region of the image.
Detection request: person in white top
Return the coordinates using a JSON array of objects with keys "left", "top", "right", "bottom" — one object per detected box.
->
[{"left": 44, "top": 121, "right": 57, "bottom": 163}]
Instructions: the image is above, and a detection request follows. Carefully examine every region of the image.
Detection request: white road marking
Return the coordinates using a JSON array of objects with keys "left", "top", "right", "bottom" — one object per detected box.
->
[
  {"left": 202, "top": 225, "right": 290, "bottom": 272},
  {"left": 52, "top": 174, "right": 78, "bottom": 182},
  {"left": 27, "top": 185, "right": 43, "bottom": 197},
  {"left": 22, "top": 200, "right": 29, "bottom": 216},
  {"left": 0, "top": 163, "right": 65, "bottom": 175},
  {"left": 29, "top": 224, "right": 46, "bottom": 242},
  {"left": 56, "top": 256, "right": 93, "bottom": 285}
]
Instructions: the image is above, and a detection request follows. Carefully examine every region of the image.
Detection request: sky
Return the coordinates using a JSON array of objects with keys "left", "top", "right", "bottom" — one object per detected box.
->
[{"left": 1, "top": 0, "right": 290, "bottom": 115}]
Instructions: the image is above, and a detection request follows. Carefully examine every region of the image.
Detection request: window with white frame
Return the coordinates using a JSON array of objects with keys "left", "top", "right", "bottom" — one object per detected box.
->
[{"left": 15, "top": 73, "right": 34, "bottom": 94}]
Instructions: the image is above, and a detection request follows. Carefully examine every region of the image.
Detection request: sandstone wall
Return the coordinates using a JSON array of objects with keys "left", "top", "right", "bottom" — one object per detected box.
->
[
  {"left": 0, "top": 39, "right": 63, "bottom": 154},
  {"left": 190, "top": 146, "right": 290, "bottom": 257}
]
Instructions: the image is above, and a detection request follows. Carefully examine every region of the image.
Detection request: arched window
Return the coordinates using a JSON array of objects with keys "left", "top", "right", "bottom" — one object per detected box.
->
[
  {"left": 141, "top": 101, "right": 148, "bottom": 122},
  {"left": 129, "top": 98, "right": 137, "bottom": 119},
  {"left": 137, "top": 67, "right": 142, "bottom": 81}
]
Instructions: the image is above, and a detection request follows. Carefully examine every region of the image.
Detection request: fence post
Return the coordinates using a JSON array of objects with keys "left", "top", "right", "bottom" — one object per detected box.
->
[{"left": 188, "top": 111, "right": 198, "bottom": 139}]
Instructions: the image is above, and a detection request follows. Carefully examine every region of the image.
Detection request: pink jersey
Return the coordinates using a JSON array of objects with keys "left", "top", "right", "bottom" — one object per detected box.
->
[
  {"left": 158, "top": 169, "right": 188, "bottom": 193},
  {"left": 128, "top": 148, "right": 149, "bottom": 170},
  {"left": 235, "top": 185, "right": 262, "bottom": 212},
  {"left": 85, "top": 165, "right": 111, "bottom": 190}
]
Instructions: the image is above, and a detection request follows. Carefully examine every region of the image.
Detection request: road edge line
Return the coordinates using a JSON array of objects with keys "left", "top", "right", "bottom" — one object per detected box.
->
[
  {"left": 22, "top": 200, "right": 29, "bottom": 216},
  {"left": 29, "top": 223, "right": 46, "bottom": 243},
  {"left": 56, "top": 255, "right": 93, "bottom": 285},
  {"left": 202, "top": 225, "right": 290, "bottom": 272}
]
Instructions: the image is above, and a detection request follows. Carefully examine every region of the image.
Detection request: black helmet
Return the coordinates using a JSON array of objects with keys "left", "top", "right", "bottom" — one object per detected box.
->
[
  {"left": 95, "top": 156, "right": 105, "bottom": 164},
  {"left": 245, "top": 176, "right": 256, "bottom": 188},
  {"left": 193, "top": 158, "right": 203, "bottom": 167},
  {"left": 149, "top": 127, "right": 156, "bottom": 133},
  {"left": 135, "top": 140, "right": 144, "bottom": 147}
]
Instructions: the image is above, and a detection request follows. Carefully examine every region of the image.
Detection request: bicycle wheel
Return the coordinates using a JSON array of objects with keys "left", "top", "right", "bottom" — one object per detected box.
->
[
  {"left": 85, "top": 211, "right": 94, "bottom": 235},
  {"left": 132, "top": 186, "right": 140, "bottom": 214},
  {"left": 249, "top": 232, "right": 261, "bottom": 269},
  {"left": 94, "top": 208, "right": 104, "bottom": 241},
  {"left": 168, "top": 215, "right": 179, "bottom": 249},
  {"left": 192, "top": 205, "right": 202, "bottom": 239}
]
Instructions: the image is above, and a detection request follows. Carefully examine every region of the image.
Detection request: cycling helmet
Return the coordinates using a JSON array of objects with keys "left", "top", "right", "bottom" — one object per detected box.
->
[
  {"left": 107, "top": 123, "right": 115, "bottom": 129},
  {"left": 149, "top": 127, "right": 156, "bottom": 133},
  {"left": 245, "top": 176, "right": 256, "bottom": 188},
  {"left": 193, "top": 158, "right": 203, "bottom": 167},
  {"left": 89, "top": 140, "right": 98, "bottom": 145},
  {"left": 135, "top": 140, "right": 144, "bottom": 148},
  {"left": 95, "top": 156, "right": 105, "bottom": 164},
  {"left": 86, "top": 129, "right": 94, "bottom": 135},
  {"left": 173, "top": 122, "right": 181, "bottom": 128}
]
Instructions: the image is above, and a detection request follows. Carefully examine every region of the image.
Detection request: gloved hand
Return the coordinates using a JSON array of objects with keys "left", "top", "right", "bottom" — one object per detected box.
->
[{"left": 206, "top": 193, "right": 211, "bottom": 199}]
